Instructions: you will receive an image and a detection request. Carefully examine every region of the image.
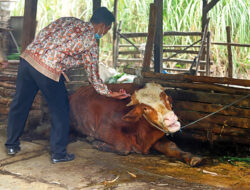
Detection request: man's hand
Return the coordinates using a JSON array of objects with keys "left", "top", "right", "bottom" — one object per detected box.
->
[
  {"left": 109, "top": 89, "right": 131, "bottom": 99},
  {"left": 1, "top": 61, "right": 8, "bottom": 69}
]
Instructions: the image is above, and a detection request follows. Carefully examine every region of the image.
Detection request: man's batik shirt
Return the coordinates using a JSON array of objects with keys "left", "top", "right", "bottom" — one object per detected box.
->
[{"left": 21, "top": 17, "right": 110, "bottom": 96}]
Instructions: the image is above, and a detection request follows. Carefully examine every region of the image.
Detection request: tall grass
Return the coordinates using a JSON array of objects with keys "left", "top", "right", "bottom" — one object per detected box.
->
[{"left": 10, "top": 0, "right": 249, "bottom": 79}]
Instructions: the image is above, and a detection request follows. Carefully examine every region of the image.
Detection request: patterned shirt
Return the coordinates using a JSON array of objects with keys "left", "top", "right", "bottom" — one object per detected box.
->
[{"left": 20, "top": 17, "right": 110, "bottom": 96}]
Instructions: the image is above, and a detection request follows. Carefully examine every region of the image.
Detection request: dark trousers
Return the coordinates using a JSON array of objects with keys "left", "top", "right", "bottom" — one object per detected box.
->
[{"left": 5, "top": 58, "right": 69, "bottom": 158}]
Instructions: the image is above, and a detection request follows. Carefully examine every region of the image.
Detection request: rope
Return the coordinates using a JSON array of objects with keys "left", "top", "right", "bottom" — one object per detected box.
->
[
  {"left": 180, "top": 93, "right": 250, "bottom": 130},
  {"left": 143, "top": 114, "right": 170, "bottom": 136},
  {"left": 143, "top": 94, "right": 249, "bottom": 136}
]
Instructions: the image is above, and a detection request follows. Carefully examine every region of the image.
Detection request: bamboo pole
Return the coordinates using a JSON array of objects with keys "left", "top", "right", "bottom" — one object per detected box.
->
[
  {"left": 142, "top": 4, "right": 157, "bottom": 72},
  {"left": 226, "top": 26, "right": 233, "bottom": 78}
]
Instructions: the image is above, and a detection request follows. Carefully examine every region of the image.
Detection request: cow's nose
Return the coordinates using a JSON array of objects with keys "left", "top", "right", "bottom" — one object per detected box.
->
[
  {"left": 165, "top": 111, "right": 177, "bottom": 120},
  {"left": 164, "top": 111, "right": 178, "bottom": 125}
]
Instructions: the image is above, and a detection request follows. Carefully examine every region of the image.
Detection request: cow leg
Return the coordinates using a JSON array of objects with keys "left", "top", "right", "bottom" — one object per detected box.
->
[
  {"left": 92, "top": 140, "right": 130, "bottom": 156},
  {"left": 153, "top": 138, "right": 204, "bottom": 167}
]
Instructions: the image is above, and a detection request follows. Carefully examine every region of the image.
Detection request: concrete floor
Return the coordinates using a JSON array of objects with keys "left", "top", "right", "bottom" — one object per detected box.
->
[{"left": 0, "top": 129, "right": 249, "bottom": 190}]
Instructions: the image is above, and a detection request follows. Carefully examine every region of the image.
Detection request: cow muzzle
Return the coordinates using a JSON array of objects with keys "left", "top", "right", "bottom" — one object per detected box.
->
[{"left": 163, "top": 111, "right": 181, "bottom": 133}]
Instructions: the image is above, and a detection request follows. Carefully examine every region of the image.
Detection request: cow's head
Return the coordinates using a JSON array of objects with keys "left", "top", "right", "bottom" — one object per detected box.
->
[{"left": 122, "top": 83, "right": 180, "bottom": 133}]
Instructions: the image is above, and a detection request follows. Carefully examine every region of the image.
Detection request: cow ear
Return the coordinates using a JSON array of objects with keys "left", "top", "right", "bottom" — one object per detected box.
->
[
  {"left": 168, "top": 95, "right": 173, "bottom": 105},
  {"left": 122, "top": 105, "right": 143, "bottom": 122},
  {"left": 126, "top": 93, "right": 139, "bottom": 107}
]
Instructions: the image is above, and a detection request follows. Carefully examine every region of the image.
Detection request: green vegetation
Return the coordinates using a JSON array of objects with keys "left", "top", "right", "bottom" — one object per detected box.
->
[
  {"left": 7, "top": 52, "right": 20, "bottom": 60},
  {"left": 10, "top": 0, "right": 249, "bottom": 79},
  {"left": 219, "top": 156, "right": 250, "bottom": 166}
]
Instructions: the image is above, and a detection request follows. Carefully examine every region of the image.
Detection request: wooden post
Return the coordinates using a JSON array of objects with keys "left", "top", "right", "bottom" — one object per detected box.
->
[
  {"left": 93, "top": 0, "right": 101, "bottom": 46},
  {"left": 21, "top": 0, "right": 38, "bottom": 52},
  {"left": 202, "top": 0, "right": 220, "bottom": 32},
  {"left": 93, "top": 0, "right": 101, "bottom": 13},
  {"left": 113, "top": 0, "right": 118, "bottom": 67},
  {"left": 206, "top": 31, "right": 211, "bottom": 76},
  {"left": 142, "top": 4, "right": 157, "bottom": 72},
  {"left": 113, "top": 21, "right": 122, "bottom": 69},
  {"left": 226, "top": 26, "right": 233, "bottom": 78},
  {"left": 202, "top": 0, "right": 208, "bottom": 33},
  {"left": 153, "top": 0, "right": 163, "bottom": 73}
]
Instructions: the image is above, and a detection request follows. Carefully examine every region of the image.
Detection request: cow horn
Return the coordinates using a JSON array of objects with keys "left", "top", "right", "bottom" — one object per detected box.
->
[
  {"left": 126, "top": 101, "right": 134, "bottom": 106},
  {"left": 162, "top": 87, "right": 169, "bottom": 91},
  {"left": 126, "top": 94, "right": 138, "bottom": 106}
]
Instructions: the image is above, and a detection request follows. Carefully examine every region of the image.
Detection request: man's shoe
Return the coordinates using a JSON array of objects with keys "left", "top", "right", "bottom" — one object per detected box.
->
[
  {"left": 6, "top": 147, "right": 21, "bottom": 156},
  {"left": 51, "top": 153, "right": 75, "bottom": 164}
]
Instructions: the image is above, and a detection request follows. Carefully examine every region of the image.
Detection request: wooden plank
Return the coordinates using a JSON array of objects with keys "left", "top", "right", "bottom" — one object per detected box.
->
[
  {"left": 178, "top": 130, "right": 250, "bottom": 144},
  {"left": 143, "top": 78, "right": 250, "bottom": 95},
  {"left": 226, "top": 26, "right": 233, "bottom": 78},
  {"left": 118, "top": 58, "right": 210, "bottom": 64},
  {"left": 154, "top": 0, "right": 163, "bottom": 73},
  {"left": 164, "top": 31, "right": 202, "bottom": 36},
  {"left": 142, "top": 72, "right": 250, "bottom": 87},
  {"left": 120, "top": 31, "right": 202, "bottom": 38},
  {"left": 119, "top": 42, "right": 250, "bottom": 48},
  {"left": 118, "top": 50, "right": 140, "bottom": 55},
  {"left": 211, "top": 42, "right": 250, "bottom": 48},
  {"left": 21, "top": 0, "right": 38, "bottom": 52},
  {"left": 182, "top": 122, "right": 249, "bottom": 137},
  {"left": 0, "top": 81, "right": 16, "bottom": 89},
  {"left": 163, "top": 68, "right": 207, "bottom": 73},
  {"left": 176, "top": 110, "right": 250, "bottom": 129},
  {"left": 142, "top": 4, "right": 157, "bottom": 71},
  {"left": 119, "top": 44, "right": 201, "bottom": 48},
  {"left": 174, "top": 100, "right": 250, "bottom": 118},
  {"left": 123, "top": 67, "right": 207, "bottom": 74},
  {"left": 165, "top": 89, "right": 250, "bottom": 108},
  {"left": 163, "top": 49, "right": 199, "bottom": 54},
  {"left": 206, "top": 31, "right": 211, "bottom": 76}
]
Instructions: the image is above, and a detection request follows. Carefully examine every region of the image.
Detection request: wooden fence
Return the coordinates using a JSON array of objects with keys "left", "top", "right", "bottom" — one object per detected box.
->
[
  {"left": 114, "top": 27, "right": 249, "bottom": 78},
  {"left": 124, "top": 69, "right": 250, "bottom": 145},
  {"left": 114, "top": 29, "right": 213, "bottom": 75}
]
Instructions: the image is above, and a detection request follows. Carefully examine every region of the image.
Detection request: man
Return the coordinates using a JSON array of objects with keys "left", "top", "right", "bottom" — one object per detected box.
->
[{"left": 3, "top": 7, "right": 130, "bottom": 163}]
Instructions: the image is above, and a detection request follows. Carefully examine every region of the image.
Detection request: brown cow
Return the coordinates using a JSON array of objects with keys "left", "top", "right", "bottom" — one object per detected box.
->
[{"left": 69, "top": 83, "right": 203, "bottom": 167}]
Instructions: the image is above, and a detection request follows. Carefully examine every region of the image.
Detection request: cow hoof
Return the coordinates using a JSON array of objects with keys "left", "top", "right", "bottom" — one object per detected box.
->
[{"left": 189, "top": 156, "right": 204, "bottom": 167}]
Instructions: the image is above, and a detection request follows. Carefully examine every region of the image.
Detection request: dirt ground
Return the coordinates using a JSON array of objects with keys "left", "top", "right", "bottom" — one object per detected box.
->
[{"left": 0, "top": 128, "right": 249, "bottom": 190}]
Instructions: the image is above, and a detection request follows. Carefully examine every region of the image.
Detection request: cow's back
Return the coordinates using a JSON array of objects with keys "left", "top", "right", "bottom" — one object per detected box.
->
[{"left": 69, "top": 83, "right": 139, "bottom": 136}]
